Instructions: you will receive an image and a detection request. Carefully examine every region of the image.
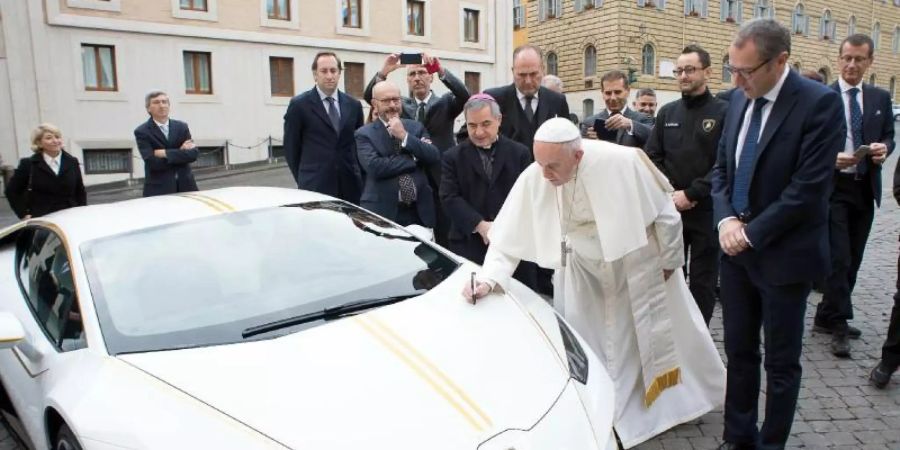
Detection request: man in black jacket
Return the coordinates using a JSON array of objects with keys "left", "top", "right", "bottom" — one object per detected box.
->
[
  {"left": 440, "top": 94, "right": 535, "bottom": 288},
  {"left": 644, "top": 45, "right": 728, "bottom": 325},
  {"left": 134, "top": 90, "right": 199, "bottom": 197},
  {"left": 869, "top": 157, "right": 900, "bottom": 389}
]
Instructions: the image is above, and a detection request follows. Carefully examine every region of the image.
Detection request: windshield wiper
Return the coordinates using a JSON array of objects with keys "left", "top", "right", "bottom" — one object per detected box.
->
[{"left": 241, "top": 293, "right": 421, "bottom": 339}]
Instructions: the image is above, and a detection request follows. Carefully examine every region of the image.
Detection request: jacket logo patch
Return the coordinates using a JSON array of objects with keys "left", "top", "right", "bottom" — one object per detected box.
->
[
  {"left": 664, "top": 123, "right": 680, "bottom": 128},
  {"left": 702, "top": 119, "right": 716, "bottom": 132}
]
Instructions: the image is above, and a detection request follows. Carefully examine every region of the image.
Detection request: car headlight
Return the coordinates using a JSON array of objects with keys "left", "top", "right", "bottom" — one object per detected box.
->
[{"left": 557, "top": 316, "right": 589, "bottom": 384}]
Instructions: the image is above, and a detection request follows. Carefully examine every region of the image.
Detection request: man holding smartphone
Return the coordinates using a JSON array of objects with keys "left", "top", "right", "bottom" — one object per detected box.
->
[
  {"left": 363, "top": 51, "right": 471, "bottom": 246},
  {"left": 814, "top": 34, "right": 894, "bottom": 358},
  {"left": 580, "top": 70, "right": 654, "bottom": 148}
]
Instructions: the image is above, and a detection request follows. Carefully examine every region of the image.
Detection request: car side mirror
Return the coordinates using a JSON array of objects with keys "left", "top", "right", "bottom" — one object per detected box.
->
[{"left": 0, "top": 312, "right": 24, "bottom": 350}]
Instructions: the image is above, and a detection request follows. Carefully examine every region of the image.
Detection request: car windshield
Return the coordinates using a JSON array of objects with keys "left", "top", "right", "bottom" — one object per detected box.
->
[{"left": 81, "top": 201, "right": 460, "bottom": 355}]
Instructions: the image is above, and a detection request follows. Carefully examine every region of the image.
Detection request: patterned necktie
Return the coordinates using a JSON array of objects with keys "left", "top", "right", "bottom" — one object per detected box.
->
[
  {"left": 848, "top": 88, "right": 867, "bottom": 174},
  {"left": 394, "top": 139, "right": 417, "bottom": 203},
  {"left": 416, "top": 101, "right": 426, "bottom": 123},
  {"left": 326, "top": 97, "right": 341, "bottom": 131},
  {"left": 731, "top": 97, "right": 769, "bottom": 215},
  {"left": 160, "top": 123, "right": 169, "bottom": 140},
  {"left": 523, "top": 95, "right": 535, "bottom": 123}
]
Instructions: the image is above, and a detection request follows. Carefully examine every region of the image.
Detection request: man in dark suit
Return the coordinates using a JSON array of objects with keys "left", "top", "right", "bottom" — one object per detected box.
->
[
  {"left": 483, "top": 44, "right": 570, "bottom": 154},
  {"left": 356, "top": 81, "right": 441, "bottom": 227},
  {"left": 814, "top": 34, "right": 894, "bottom": 357},
  {"left": 283, "top": 52, "right": 365, "bottom": 204},
  {"left": 134, "top": 90, "right": 199, "bottom": 197},
  {"left": 869, "top": 158, "right": 900, "bottom": 389},
  {"left": 363, "top": 52, "right": 471, "bottom": 245},
  {"left": 711, "top": 19, "right": 845, "bottom": 450},
  {"left": 439, "top": 93, "right": 535, "bottom": 287},
  {"left": 580, "top": 70, "right": 654, "bottom": 148}
]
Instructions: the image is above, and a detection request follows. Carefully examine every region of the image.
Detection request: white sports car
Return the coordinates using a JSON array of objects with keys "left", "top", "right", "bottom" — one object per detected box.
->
[{"left": 0, "top": 187, "right": 615, "bottom": 450}]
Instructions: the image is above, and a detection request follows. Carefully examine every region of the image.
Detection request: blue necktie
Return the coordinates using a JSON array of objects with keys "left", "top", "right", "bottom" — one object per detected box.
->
[
  {"left": 848, "top": 87, "right": 868, "bottom": 174},
  {"left": 731, "top": 97, "right": 768, "bottom": 215}
]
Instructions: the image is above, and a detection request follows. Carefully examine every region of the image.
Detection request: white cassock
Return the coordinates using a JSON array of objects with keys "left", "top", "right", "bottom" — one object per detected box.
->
[{"left": 480, "top": 140, "right": 725, "bottom": 448}]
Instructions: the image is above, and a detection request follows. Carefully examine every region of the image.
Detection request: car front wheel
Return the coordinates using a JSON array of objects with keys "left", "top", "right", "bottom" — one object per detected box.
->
[{"left": 54, "top": 424, "right": 83, "bottom": 450}]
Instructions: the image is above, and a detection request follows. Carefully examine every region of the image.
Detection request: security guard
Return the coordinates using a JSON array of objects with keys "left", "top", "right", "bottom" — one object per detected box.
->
[{"left": 644, "top": 44, "right": 728, "bottom": 325}]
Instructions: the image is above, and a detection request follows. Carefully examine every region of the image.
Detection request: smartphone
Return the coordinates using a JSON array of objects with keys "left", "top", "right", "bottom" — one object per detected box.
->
[
  {"left": 853, "top": 145, "right": 871, "bottom": 160},
  {"left": 593, "top": 118, "right": 618, "bottom": 142},
  {"left": 399, "top": 53, "right": 423, "bottom": 65}
]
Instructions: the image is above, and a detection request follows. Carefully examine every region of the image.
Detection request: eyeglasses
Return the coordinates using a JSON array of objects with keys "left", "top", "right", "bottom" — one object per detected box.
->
[
  {"left": 375, "top": 97, "right": 402, "bottom": 104},
  {"left": 672, "top": 66, "right": 707, "bottom": 76},
  {"left": 723, "top": 57, "right": 773, "bottom": 78},
  {"left": 407, "top": 69, "right": 430, "bottom": 78},
  {"left": 839, "top": 55, "right": 869, "bottom": 64}
]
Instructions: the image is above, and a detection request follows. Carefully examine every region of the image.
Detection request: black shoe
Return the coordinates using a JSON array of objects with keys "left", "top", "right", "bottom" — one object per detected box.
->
[
  {"left": 813, "top": 323, "right": 861, "bottom": 339},
  {"left": 869, "top": 361, "right": 896, "bottom": 389},
  {"left": 831, "top": 333, "right": 851, "bottom": 358},
  {"left": 717, "top": 442, "right": 755, "bottom": 450}
]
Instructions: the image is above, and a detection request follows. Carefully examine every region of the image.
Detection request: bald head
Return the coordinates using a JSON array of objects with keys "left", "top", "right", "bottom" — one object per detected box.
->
[
  {"left": 512, "top": 45, "right": 543, "bottom": 96},
  {"left": 371, "top": 81, "right": 403, "bottom": 121}
]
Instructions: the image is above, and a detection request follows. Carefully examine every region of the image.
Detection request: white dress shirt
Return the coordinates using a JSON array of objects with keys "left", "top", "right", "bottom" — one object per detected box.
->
[
  {"left": 317, "top": 86, "right": 341, "bottom": 117},
  {"left": 838, "top": 77, "right": 864, "bottom": 174},
  {"left": 43, "top": 152, "right": 61, "bottom": 175},
  {"left": 154, "top": 119, "right": 170, "bottom": 140},
  {"left": 734, "top": 65, "right": 791, "bottom": 167},
  {"left": 516, "top": 88, "right": 539, "bottom": 113}
]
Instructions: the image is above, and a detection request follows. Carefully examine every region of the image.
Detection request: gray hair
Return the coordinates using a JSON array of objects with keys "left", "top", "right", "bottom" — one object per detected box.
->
[
  {"left": 560, "top": 137, "right": 582, "bottom": 155},
  {"left": 464, "top": 98, "right": 502, "bottom": 119},
  {"left": 733, "top": 18, "right": 791, "bottom": 61},
  {"left": 541, "top": 75, "right": 564, "bottom": 92},
  {"left": 144, "top": 90, "right": 168, "bottom": 108}
]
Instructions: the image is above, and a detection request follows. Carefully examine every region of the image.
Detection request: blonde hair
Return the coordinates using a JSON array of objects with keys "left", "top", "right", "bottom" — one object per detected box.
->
[{"left": 30, "top": 123, "right": 63, "bottom": 153}]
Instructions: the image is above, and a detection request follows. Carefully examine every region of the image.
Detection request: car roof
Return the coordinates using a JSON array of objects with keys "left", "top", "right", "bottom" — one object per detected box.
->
[{"left": 0, "top": 187, "right": 334, "bottom": 248}]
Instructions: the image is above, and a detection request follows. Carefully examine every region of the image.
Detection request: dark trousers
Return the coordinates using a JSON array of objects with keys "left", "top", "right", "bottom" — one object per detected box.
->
[
  {"left": 882, "top": 238, "right": 900, "bottom": 369},
  {"left": 682, "top": 207, "right": 718, "bottom": 325},
  {"left": 395, "top": 202, "right": 423, "bottom": 227},
  {"left": 815, "top": 175, "right": 875, "bottom": 329},
  {"left": 720, "top": 257, "right": 810, "bottom": 450}
]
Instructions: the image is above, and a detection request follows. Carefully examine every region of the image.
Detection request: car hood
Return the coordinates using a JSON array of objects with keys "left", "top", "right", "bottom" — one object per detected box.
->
[{"left": 119, "top": 268, "right": 571, "bottom": 449}]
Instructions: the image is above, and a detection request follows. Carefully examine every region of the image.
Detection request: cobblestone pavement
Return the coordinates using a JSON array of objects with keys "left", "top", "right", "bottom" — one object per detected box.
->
[{"left": 0, "top": 156, "right": 898, "bottom": 449}]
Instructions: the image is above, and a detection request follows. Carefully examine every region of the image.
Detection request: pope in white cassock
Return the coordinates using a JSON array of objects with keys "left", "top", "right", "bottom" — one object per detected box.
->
[{"left": 463, "top": 118, "right": 726, "bottom": 448}]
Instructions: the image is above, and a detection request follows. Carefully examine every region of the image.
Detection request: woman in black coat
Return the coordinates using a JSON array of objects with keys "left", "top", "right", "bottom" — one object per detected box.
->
[{"left": 5, "top": 123, "right": 87, "bottom": 219}]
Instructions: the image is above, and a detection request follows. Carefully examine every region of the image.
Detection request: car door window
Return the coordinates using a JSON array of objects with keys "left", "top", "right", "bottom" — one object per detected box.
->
[{"left": 15, "top": 228, "right": 86, "bottom": 351}]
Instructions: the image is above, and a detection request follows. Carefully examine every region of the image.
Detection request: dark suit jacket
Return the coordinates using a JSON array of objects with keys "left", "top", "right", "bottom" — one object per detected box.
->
[
  {"left": 581, "top": 108, "right": 654, "bottom": 148},
  {"left": 363, "top": 70, "right": 471, "bottom": 152},
  {"left": 5, "top": 151, "right": 87, "bottom": 218},
  {"left": 482, "top": 84, "right": 570, "bottom": 152},
  {"left": 283, "top": 87, "right": 365, "bottom": 204},
  {"left": 440, "top": 136, "right": 531, "bottom": 250},
  {"left": 711, "top": 70, "right": 846, "bottom": 285},
  {"left": 829, "top": 81, "right": 895, "bottom": 206},
  {"left": 355, "top": 119, "right": 441, "bottom": 226},
  {"left": 134, "top": 118, "right": 199, "bottom": 197}
]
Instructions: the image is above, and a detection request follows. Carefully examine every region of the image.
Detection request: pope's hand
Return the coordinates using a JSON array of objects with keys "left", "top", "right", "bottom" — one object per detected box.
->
[{"left": 462, "top": 281, "right": 492, "bottom": 304}]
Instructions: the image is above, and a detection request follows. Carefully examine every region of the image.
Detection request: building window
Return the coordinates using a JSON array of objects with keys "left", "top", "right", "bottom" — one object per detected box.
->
[
  {"left": 791, "top": 4, "right": 808, "bottom": 36},
  {"left": 873, "top": 22, "right": 881, "bottom": 50},
  {"left": 890, "top": 76, "right": 896, "bottom": 99},
  {"left": 792, "top": 61, "right": 801, "bottom": 71},
  {"left": 465, "top": 71, "right": 481, "bottom": 94},
  {"left": 513, "top": 0, "right": 524, "bottom": 28},
  {"left": 583, "top": 99, "right": 594, "bottom": 117},
  {"left": 848, "top": 15, "right": 856, "bottom": 36},
  {"left": 463, "top": 8, "right": 479, "bottom": 42},
  {"left": 196, "top": 147, "right": 225, "bottom": 169},
  {"left": 267, "top": 0, "right": 289, "bottom": 20},
  {"left": 539, "top": 0, "right": 561, "bottom": 21},
  {"left": 642, "top": 44, "right": 655, "bottom": 75},
  {"left": 870, "top": 73, "right": 876, "bottom": 86},
  {"left": 83, "top": 149, "right": 131, "bottom": 174},
  {"left": 638, "top": 0, "right": 663, "bottom": 8},
  {"left": 893, "top": 27, "right": 900, "bottom": 53},
  {"left": 183, "top": 51, "right": 212, "bottom": 95},
  {"left": 342, "top": 0, "right": 362, "bottom": 28},
  {"left": 81, "top": 44, "right": 117, "bottom": 91},
  {"left": 584, "top": 45, "right": 597, "bottom": 77},
  {"left": 819, "top": 10, "right": 834, "bottom": 40},
  {"left": 180, "top": 0, "right": 207, "bottom": 11},
  {"left": 722, "top": 54, "right": 732, "bottom": 83},
  {"left": 270, "top": 57, "right": 294, "bottom": 97},
  {"left": 684, "top": 0, "right": 707, "bottom": 17},
  {"left": 547, "top": 52, "right": 559, "bottom": 76},
  {"left": 594, "top": 0, "right": 604, "bottom": 6},
  {"left": 721, "top": 0, "right": 742, "bottom": 23},
  {"left": 407, "top": 1, "right": 425, "bottom": 36},
  {"left": 753, "top": 0, "right": 772, "bottom": 18},
  {"left": 343, "top": 62, "right": 365, "bottom": 99},
  {"left": 818, "top": 67, "right": 829, "bottom": 84}
]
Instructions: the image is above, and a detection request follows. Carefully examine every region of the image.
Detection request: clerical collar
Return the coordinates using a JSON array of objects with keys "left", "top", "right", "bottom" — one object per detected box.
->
[{"left": 682, "top": 88, "right": 712, "bottom": 109}]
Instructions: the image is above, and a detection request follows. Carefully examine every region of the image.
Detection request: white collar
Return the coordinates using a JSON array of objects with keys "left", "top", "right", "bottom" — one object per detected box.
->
[
  {"left": 516, "top": 88, "right": 539, "bottom": 101},
  {"left": 43, "top": 152, "right": 61, "bottom": 166},
  {"left": 838, "top": 76, "right": 863, "bottom": 94},
  {"left": 317, "top": 86, "right": 339, "bottom": 102},
  {"left": 758, "top": 65, "right": 791, "bottom": 104},
  {"left": 153, "top": 119, "right": 170, "bottom": 127},
  {"left": 413, "top": 92, "right": 433, "bottom": 105}
]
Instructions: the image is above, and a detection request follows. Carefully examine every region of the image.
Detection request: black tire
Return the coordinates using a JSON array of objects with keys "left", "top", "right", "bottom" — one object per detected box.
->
[
  {"left": 894, "top": 114, "right": 900, "bottom": 122},
  {"left": 54, "top": 424, "right": 83, "bottom": 450}
]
